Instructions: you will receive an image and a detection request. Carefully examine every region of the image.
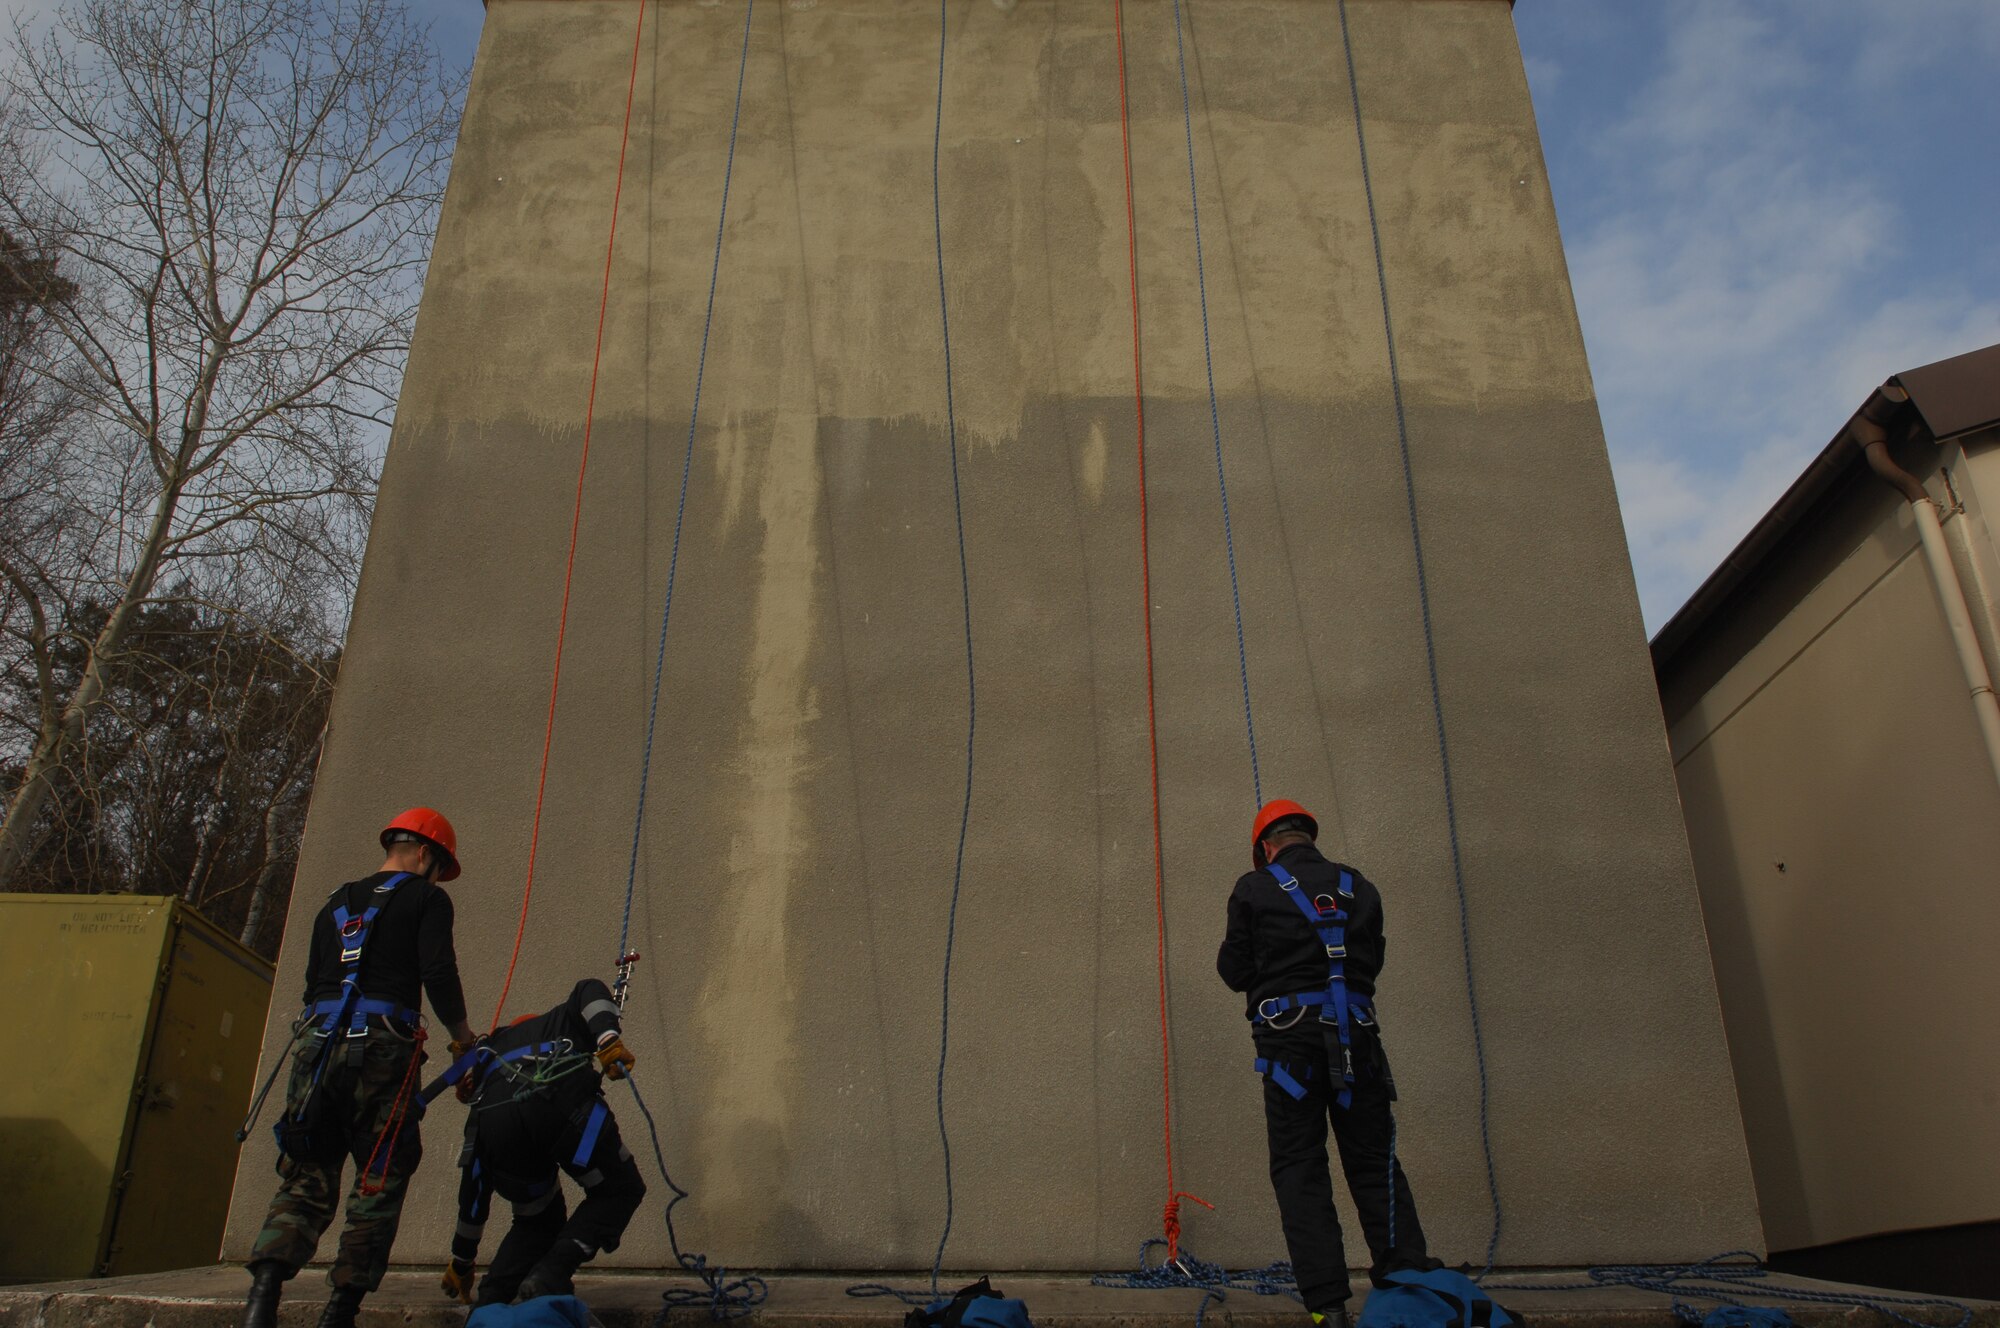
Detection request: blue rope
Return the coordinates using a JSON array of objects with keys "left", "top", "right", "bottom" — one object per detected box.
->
[
  {"left": 602, "top": 3, "right": 758, "bottom": 1316},
  {"left": 1484, "top": 1253, "right": 1973, "bottom": 1328},
  {"left": 846, "top": 1283, "right": 946, "bottom": 1309},
  {"left": 1168, "top": 0, "right": 1261, "bottom": 806},
  {"left": 923, "top": 0, "right": 978, "bottom": 1292},
  {"left": 1092, "top": 1240, "right": 1300, "bottom": 1328},
  {"left": 1335, "top": 0, "right": 1500, "bottom": 1276},
  {"left": 845, "top": 0, "right": 978, "bottom": 1305},
  {"left": 623, "top": 1074, "right": 769, "bottom": 1321},
  {"left": 1386, "top": 1111, "right": 1397, "bottom": 1248},
  {"left": 618, "top": 0, "right": 756, "bottom": 964}
]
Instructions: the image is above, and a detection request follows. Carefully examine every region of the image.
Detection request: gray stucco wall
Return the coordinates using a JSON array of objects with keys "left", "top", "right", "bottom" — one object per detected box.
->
[{"left": 225, "top": 0, "right": 1759, "bottom": 1271}]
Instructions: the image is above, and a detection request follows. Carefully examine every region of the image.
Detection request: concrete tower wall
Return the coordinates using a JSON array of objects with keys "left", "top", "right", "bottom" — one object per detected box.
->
[{"left": 225, "top": 0, "right": 1760, "bottom": 1271}]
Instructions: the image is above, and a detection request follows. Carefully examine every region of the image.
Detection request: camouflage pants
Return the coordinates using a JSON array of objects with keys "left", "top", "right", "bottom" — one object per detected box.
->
[{"left": 250, "top": 1025, "right": 426, "bottom": 1290}]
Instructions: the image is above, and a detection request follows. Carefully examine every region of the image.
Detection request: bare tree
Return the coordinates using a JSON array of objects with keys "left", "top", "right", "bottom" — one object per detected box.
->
[{"left": 0, "top": 0, "right": 462, "bottom": 886}]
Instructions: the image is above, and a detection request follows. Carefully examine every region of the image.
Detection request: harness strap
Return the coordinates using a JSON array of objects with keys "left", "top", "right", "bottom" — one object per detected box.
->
[
  {"left": 307, "top": 995, "right": 422, "bottom": 1025},
  {"left": 572, "top": 1100, "right": 609, "bottom": 1168},
  {"left": 1267, "top": 861, "right": 1359, "bottom": 1108},
  {"left": 318, "top": 872, "right": 415, "bottom": 1038},
  {"left": 1253, "top": 1057, "right": 1311, "bottom": 1102},
  {"left": 421, "top": 1038, "right": 576, "bottom": 1107}
]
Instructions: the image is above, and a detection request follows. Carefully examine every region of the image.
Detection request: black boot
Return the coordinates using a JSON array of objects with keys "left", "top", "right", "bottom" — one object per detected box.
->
[
  {"left": 242, "top": 1261, "right": 287, "bottom": 1328},
  {"left": 316, "top": 1286, "right": 365, "bottom": 1328},
  {"left": 1310, "top": 1309, "right": 1351, "bottom": 1328},
  {"left": 517, "top": 1238, "right": 590, "bottom": 1301}
]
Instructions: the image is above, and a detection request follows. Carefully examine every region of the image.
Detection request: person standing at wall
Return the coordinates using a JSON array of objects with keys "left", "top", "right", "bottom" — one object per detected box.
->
[
  {"left": 242, "top": 808, "right": 480, "bottom": 1328},
  {"left": 1217, "top": 800, "right": 1440, "bottom": 1328}
]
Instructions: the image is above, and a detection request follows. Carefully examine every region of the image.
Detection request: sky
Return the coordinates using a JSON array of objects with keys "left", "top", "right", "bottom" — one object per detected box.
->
[
  {"left": 5, "top": 0, "right": 1998, "bottom": 633},
  {"left": 1512, "top": 0, "right": 2000, "bottom": 629}
]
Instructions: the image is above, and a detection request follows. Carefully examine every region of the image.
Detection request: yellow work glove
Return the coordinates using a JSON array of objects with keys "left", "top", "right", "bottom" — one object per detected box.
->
[
  {"left": 441, "top": 1258, "right": 476, "bottom": 1304},
  {"left": 594, "top": 1034, "right": 636, "bottom": 1080}
]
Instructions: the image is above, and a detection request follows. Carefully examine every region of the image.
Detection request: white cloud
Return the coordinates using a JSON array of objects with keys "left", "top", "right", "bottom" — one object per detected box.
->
[
  {"left": 1521, "top": 52, "right": 1560, "bottom": 98},
  {"left": 1556, "top": 0, "right": 2000, "bottom": 628}
]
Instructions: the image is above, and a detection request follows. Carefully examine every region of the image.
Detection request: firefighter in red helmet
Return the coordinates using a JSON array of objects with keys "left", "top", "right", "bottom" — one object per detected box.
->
[
  {"left": 241, "top": 808, "right": 479, "bottom": 1328},
  {"left": 1218, "top": 800, "right": 1441, "bottom": 1328}
]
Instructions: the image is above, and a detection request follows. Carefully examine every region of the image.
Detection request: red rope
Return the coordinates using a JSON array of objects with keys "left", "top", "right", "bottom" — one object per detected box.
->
[
  {"left": 1113, "top": 0, "right": 1209, "bottom": 1262},
  {"left": 357, "top": 1026, "right": 427, "bottom": 1197},
  {"left": 490, "top": 0, "right": 651, "bottom": 1030}
]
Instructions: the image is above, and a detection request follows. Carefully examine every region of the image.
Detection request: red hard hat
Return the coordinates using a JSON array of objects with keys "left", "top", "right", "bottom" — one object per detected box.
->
[
  {"left": 381, "top": 807, "right": 460, "bottom": 882},
  {"left": 1250, "top": 798, "right": 1317, "bottom": 869}
]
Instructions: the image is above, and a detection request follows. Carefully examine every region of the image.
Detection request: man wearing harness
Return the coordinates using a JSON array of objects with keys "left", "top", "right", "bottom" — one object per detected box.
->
[
  {"left": 1217, "top": 799, "right": 1438, "bottom": 1328},
  {"left": 434, "top": 976, "right": 645, "bottom": 1307},
  {"left": 242, "top": 808, "right": 479, "bottom": 1328}
]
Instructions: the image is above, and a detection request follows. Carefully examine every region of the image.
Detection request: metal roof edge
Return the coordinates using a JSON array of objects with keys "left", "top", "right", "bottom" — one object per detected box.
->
[{"left": 1648, "top": 341, "right": 2000, "bottom": 678}]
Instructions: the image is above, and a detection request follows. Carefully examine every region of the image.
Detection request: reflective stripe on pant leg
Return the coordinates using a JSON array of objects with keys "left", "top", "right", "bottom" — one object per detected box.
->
[{"left": 513, "top": 1184, "right": 562, "bottom": 1218}]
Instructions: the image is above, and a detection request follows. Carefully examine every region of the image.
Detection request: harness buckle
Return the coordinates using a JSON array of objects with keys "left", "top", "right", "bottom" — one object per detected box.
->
[
  {"left": 1314, "top": 894, "right": 1340, "bottom": 915},
  {"left": 1256, "top": 997, "right": 1284, "bottom": 1021},
  {"left": 1325, "top": 943, "right": 1346, "bottom": 959}
]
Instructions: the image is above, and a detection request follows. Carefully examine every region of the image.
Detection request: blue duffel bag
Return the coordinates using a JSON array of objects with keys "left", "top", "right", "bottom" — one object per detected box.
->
[
  {"left": 1357, "top": 1269, "right": 1517, "bottom": 1328},
  {"left": 466, "top": 1295, "right": 600, "bottom": 1328},
  {"left": 906, "top": 1277, "right": 1035, "bottom": 1328}
]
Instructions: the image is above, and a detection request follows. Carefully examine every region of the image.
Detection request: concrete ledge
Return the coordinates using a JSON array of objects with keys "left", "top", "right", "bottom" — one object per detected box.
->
[{"left": 2, "top": 1269, "right": 1993, "bottom": 1328}]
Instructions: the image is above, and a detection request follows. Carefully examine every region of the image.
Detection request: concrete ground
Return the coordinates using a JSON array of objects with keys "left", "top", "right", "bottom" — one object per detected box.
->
[{"left": 2, "top": 1267, "right": 1992, "bottom": 1328}]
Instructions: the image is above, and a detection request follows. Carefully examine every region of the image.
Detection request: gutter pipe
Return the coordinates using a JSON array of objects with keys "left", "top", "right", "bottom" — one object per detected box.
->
[{"left": 1853, "top": 387, "right": 2000, "bottom": 792}]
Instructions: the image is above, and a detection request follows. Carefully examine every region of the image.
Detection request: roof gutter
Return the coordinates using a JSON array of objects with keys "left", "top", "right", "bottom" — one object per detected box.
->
[{"left": 1849, "top": 383, "right": 2000, "bottom": 793}]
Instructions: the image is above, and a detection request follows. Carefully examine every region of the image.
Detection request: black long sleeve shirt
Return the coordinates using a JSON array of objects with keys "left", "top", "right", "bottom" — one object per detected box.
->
[
  {"left": 1216, "top": 843, "right": 1385, "bottom": 1018},
  {"left": 478, "top": 977, "right": 625, "bottom": 1097},
  {"left": 301, "top": 870, "right": 468, "bottom": 1027}
]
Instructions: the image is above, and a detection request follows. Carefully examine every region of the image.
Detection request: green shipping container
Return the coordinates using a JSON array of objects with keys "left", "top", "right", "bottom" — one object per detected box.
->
[{"left": 0, "top": 894, "right": 273, "bottom": 1283}]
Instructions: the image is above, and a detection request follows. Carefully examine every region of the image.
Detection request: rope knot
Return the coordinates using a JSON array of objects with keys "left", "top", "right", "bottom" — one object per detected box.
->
[{"left": 1163, "top": 1190, "right": 1215, "bottom": 1261}]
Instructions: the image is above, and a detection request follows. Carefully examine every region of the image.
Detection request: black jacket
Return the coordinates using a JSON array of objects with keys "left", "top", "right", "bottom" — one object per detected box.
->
[
  {"left": 301, "top": 870, "right": 468, "bottom": 1027},
  {"left": 474, "top": 978, "right": 624, "bottom": 1111},
  {"left": 452, "top": 978, "right": 628, "bottom": 1260},
  {"left": 1216, "top": 843, "right": 1385, "bottom": 1018}
]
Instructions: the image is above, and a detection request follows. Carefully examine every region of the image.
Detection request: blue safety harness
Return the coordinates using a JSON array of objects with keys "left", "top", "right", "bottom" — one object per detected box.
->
[
  {"left": 1250, "top": 861, "right": 1372, "bottom": 1109},
  {"left": 429, "top": 1037, "right": 610, "bottom": 1170},
  {"left": 304, "top": 872, "right": 422, "bottom": 1038},
  {"left": 276, "top": 872, "right": 421, "bottom": 1157}
]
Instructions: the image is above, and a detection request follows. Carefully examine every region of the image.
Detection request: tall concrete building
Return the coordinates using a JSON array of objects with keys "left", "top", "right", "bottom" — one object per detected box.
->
[{"left": 226, "top": 0, "right": 1760, "bottom": 1272}]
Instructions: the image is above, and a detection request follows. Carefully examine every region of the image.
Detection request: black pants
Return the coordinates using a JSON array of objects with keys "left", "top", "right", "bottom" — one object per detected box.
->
[
  {"left": 1256, "top": 1020, "right": 1434, "bottom": 1311},
  {"left": 473, "top": 1095, "right": 646, "bottom": 1305}
]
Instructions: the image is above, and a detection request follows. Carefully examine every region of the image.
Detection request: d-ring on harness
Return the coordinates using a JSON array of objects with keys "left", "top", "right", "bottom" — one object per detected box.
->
[{"left": 1250, "top": 863, "right": 1369, "bottom": 1109}]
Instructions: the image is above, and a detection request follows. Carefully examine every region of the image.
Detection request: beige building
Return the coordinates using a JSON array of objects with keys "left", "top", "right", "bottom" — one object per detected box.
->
[{"left": 1653, "top": 343, "right": 2000, "bottom": 1275}]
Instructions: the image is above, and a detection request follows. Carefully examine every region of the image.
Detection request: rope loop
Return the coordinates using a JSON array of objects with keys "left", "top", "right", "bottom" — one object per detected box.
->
[
  {"left": 625, "top": 1074, "right": 769, "bottom": 1320},
  {"left": 357, "top": 1025, "right": 427, "bottom": 1198}
]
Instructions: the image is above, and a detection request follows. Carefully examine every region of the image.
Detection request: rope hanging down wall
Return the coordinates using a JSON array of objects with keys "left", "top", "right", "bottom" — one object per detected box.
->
[
  {"left": 1334, "top": 0, "right": 1502, "bottom": 1276},
  {"left": 1170, "top": 0, "right": 1263, "bottom": 808},
  {"left": 610, "top": 0, "right": 766, "bottom": 1317},
  {"left": 1111, "top": 0, "right": 1210, "bottom": 1268},
  {"left": 487, "top": 0, "right": 657, "bottom": 1032},
  {"left": 847, "top": 0, "right": 981, "bottom": 1304}
]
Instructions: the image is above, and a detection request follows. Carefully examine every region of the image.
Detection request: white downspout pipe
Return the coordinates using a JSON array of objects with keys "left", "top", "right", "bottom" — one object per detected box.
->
[{"left": 1855, "top": 402, "right": 2000, "bottom": 793}]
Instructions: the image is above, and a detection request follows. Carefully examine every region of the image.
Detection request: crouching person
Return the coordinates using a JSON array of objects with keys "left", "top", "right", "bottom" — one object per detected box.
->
[{"left": 439, "top": 978, "right": 646, "bottom": 1306}]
